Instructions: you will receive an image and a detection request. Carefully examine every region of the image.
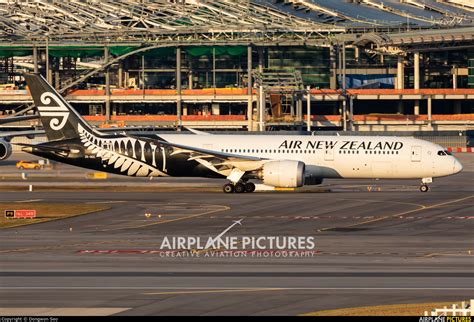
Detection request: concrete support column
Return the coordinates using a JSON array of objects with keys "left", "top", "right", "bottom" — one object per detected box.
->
[
  {"left": 247, "top": 45, "right": 253, "bottom": 131},
  {"left": 427, "top": 96, "right": 432, "bottom": 129},
  {"left": 104, "top": 46, "right": 111, "bottom": 123},
  {"left": 296, "top": 96, "right": 303, "bottom": 122},
  {"left": 188, "top": 71, "right": 193, "bottom": 90},
  {"left": 342, "top": 42, "right": 346, "bottom": 90},
  {"left": 354, "top": 46, "right": 360, "bottom": 63},
  {"left": 212, "top": 47, "right": 216, "bottom": 88},
  {"left": 212, "top": 103, "right": 220, "bottom": 115},
  {"left": 414, "top": 51, "right": 420, "bottom": 90},
  {"left": 48, "top": 70, "right": 53, "bottom": 85},
  {"left": 258, "top": 85, "right": 265, "bottom": 132},
  {"left": 33, "top": 45, "right": 38, "bottom": 74},
  {"left": 124, "top": 72, "right": 129, "bottom": 88},
  {"left": 338, "top": 46, "right": 342, "bottom": 89},
  {"left": 290, "top": 94, "right": 295, "bottom": 117},
  {"left": 45, "top": 38, "right": 50, "bottom": 82},
  {"left": 306, "top": 86, "right": 311, "bottom": 132},
  {"left": 141, "top": 55, "right": 145, "bottom": 90},
  {"left": 414, "top": 100, "right": 420, "bottom": 115},
  {"left": 176, "top": 47, "right": 182, "bottom": 129},
  {"left": 329, "top": 45, "right": 337, "bottom": 89},
  {"left": 342, "top": 100, "right": 347, "bottom": 131},
  {"left": 349, "top": 96, "right": 354, "bottom": 131},
  {"left": 452, "top": 66, "right": 458, "bottom": 89},
  {"left": 118, "top": 62, "right": 123, "bottom": 88},
  {"left": 397, "top": 56, "right": 404, "bottom": 90}
]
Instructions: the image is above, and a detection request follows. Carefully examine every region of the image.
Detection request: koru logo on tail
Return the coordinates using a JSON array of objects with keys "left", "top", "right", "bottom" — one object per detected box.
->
[{"left": 37, "top": 92, "right": 70, "bottom": 130}]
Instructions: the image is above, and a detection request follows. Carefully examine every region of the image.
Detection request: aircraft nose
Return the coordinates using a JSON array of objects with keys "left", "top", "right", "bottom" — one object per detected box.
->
[{"left": 453, "top": 159, "right": 463, "bottom": 174}]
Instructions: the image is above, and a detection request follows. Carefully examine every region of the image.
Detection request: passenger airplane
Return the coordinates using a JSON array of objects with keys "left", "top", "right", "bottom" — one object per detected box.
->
[{"left": 16, "top": 73, "right": 462, "bottom": 193}]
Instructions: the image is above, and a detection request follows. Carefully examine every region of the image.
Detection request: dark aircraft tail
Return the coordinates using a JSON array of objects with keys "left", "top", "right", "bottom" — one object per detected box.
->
[{"left": 23, "top": 73, "right": 97, "bottom": 141}]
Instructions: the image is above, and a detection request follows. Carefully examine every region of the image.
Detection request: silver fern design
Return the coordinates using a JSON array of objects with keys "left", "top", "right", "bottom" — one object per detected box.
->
[{"left": 78, "top": 124, "right": 167, "bottom": 177}]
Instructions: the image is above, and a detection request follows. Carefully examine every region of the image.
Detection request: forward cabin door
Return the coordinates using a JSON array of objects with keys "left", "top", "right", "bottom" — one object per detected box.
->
[
  {"left": 324, "top": 146, "right": 334, "bottom": 161},
  {"left": 411, "top": 146, "right": 422, "bottom": 162}
]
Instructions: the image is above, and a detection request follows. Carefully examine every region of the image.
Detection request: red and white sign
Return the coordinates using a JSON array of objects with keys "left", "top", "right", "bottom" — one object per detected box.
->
[
  {"left": 13, "top": 210, "right": 36, "bottom": 219},
  {"left": 447, "top": 147, "right": 473, "bottom": 153}
]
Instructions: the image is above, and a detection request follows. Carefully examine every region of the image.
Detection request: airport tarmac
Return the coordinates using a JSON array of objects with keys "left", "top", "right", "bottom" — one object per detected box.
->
[{"left": 0, "top": 153, "right": 473, "bottom": 315}]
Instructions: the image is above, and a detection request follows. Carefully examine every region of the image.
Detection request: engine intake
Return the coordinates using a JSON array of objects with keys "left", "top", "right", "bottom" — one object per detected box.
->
[
  {"left": 261, "top": 160, "right": 305, "bottom": 188},
  {"left": 0, "top": 139, "right": 12, "bottom": 160}
]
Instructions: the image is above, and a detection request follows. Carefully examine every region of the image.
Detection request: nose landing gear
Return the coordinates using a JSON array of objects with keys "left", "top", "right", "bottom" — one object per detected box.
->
[
  {"left": 420, "top": 184, "right": 429, "bottom": 192},
  {"left": 223, "top": 181, "right": 256, "bottom": 193},
  {"left": 419, "top": 177, "right": 432, "bottom": 192}
]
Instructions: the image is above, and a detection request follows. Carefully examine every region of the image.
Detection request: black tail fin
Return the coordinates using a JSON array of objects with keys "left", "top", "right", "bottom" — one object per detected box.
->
[{"left": 23, "top": 73, "right": 97, "bottom": 141}]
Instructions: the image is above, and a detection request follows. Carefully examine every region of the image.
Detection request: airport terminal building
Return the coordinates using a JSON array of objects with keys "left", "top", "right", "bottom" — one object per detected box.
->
[{"left": 0, "top": 0, "right": 473, "bottom": 132}]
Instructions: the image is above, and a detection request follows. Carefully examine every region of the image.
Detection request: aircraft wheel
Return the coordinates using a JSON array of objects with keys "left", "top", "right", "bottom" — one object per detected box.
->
[
  {"left": 420, "top": 184, "right": 429, "bottom": 192},
  {"left": 234, "top": 183, "right": 245, "bottom": 193},
  {"left": 223, "top": 183, "right": 235, "bottom": 193},
  {"left": 244, "top": 182, "right": 256, "bottom": 193}
]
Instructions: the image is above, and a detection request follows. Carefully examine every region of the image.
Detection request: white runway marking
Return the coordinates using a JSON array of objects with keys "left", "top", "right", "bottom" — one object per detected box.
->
[
  {"left": 85, "top": 201, "right": 127, "bottom": 204},
  {"left": 13, "top": 199, "right": 43, "bottom": 203}
]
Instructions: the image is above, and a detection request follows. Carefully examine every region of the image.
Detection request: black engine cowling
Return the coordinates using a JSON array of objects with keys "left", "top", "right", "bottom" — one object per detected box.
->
[
  {"left": 260, "top": 160, "right": 305, "bottom": 188},
  {"left": 0, "top": 139, "right": 12, "bottom": 160}
]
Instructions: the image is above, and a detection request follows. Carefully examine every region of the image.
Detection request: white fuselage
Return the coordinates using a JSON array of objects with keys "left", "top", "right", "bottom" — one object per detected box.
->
[{"left": 160, "top": 134, "right": 463, "bottom": 180}]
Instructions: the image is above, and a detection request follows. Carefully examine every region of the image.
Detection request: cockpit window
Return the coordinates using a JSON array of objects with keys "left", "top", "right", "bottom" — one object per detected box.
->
[
  {"left": 437, "top": 150, "right": 446, "bottom": 156},
  {"left": 444, "top": 150, "right": 452, "bottom": 155}
]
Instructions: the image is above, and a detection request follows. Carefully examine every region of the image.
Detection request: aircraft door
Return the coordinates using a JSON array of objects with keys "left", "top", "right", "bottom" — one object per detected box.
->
[
  {"left": 324, "top": 146, "right": 334, "bottom": 161},
  {"left": 411, "top": 146, "right": 422, "bottom": 162}
]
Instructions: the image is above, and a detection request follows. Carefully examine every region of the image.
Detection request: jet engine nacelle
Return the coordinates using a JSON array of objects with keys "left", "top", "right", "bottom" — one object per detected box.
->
[
  {"left": 0, "top": 139, "right": 12, "bottom": 160},
  {"left": 261, "top": 160, "right": 305, "bottom": 188}
]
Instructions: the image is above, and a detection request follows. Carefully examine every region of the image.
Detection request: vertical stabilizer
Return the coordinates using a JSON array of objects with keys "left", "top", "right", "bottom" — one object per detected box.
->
[{"left": 23, "top": 73, "right": 97, "bottom": 141}]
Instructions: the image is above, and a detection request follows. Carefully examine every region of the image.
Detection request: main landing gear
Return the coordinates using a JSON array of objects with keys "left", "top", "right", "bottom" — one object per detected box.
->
[
  {"left": 419, "top": 177, "right": 432, "bottom": 192},
  {"left": 223, "top": 181, "right": 256, "bottom": 193}
]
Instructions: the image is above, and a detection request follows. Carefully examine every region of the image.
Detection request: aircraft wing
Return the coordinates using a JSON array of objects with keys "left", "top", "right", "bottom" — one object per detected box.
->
[
  {"left": 0, "top": 129, "right": 45, "bottom": 139},
  {"left": 127, "top": 134, "right": 268, "bottom": 177},
  {"left": 0, "top": 126, "right": 164, "bottom": 140},
  {"left": 0, "top": 115, "right": 39, "bottom": 125}
]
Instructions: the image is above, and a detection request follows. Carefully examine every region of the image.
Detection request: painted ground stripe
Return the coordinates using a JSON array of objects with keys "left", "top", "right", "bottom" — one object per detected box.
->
[{"left": 13, "top": 199, "right": 43, "bottom": 203}]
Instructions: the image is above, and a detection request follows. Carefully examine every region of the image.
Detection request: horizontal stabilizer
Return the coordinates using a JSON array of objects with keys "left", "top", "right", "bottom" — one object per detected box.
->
[{"left": 13, "top": 142, "right": 71, "bottom": 153}]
